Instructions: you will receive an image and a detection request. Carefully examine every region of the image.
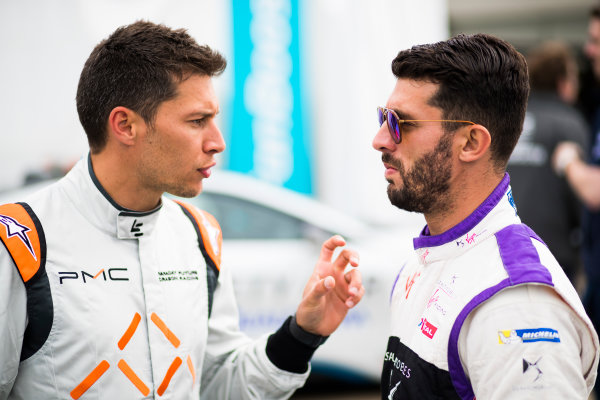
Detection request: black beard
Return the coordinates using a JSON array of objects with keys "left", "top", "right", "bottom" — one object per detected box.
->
[{"left": 383, "top": 133, "right": 453, "bottom": 214}]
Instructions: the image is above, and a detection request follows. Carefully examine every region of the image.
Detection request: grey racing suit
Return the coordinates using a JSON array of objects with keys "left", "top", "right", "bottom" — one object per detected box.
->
[{"left": 0, "top": 155, "right": 313, "bottom": 399}]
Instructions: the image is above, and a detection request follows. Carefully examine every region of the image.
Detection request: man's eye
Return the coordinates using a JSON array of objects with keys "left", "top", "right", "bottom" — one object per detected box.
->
[{"left": 191, "top": 119, "right": 208, "bottom": 127}]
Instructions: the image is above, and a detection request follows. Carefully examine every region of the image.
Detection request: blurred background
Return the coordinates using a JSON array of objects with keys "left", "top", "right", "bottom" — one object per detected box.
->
[
  {"left": 0, "top": 0, "right": 598, "bottom": 398},
  {"left": 0, "top": 0, "right": 596, "bottom": 222},
  {"left": 0, "top": 0, "right": 596, "bottom": 221}
]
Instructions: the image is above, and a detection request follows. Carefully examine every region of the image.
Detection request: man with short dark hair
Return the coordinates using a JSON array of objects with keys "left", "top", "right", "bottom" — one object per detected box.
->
[
  {"left": 507, "top": 41, "right": 588, "bottom": 284},
  {"left": 0, "top": 20, "right": 364, "bottom": 399},
  {"left": 373, "top": 33, "right": 598, "bottom": 399}
]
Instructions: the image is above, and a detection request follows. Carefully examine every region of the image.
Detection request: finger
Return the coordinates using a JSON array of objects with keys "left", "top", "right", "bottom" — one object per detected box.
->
[
  {"left": 318, "top": 235, "right": 346, "bottom": 263},
  {"left": 346, "top": 285, "right": 366, "bottom": 308},
  {"left": 344, "top": 268, "right": 362, "bottom": 289},
  {"left": 344, "top": 269, "right": 364, "bottom": 308},
  {"left": 345, "top": 269, "right": 363, "bottom": 299},
  {"left": 332, "top": 248, "right": 359, "bottom": 273},
  {"left": 306, "top": 276, "right": 335, "bottom": 304}
]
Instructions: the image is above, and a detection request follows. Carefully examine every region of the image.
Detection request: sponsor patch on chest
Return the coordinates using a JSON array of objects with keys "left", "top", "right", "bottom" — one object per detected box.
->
[
  {"left": 157, "top": 270, "right": 200, "bottom": 282},
  {"left": 418, "top": 317, "right": 438, "bottom": 339}
]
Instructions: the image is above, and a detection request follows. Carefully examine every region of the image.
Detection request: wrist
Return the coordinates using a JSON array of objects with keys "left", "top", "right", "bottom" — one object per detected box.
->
[
  {"left": 563, "top": 157, "right": 578, "bottom": 177},
  {"left": 265, "top": 315, "right": 328, "bottom": 374},
  {"left": 554, "top": 145, "right": 581, "bottom": 176},
  {"left": 289, "top": 315, "right": 329, "bottom": 348}
]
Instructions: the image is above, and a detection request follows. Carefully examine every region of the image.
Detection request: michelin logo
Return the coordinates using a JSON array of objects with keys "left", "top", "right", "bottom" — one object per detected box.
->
[{"left": 498, "top": 328, "right": 560, "bottom": 344}]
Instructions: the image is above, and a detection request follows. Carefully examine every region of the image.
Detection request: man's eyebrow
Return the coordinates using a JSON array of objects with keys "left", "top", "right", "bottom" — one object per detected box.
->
[
  {"left": 187, "top": 109, "right": 219, "bottom": 118},
  {"left": 390, "top": 107, "right": 415, "bottom": 120}
]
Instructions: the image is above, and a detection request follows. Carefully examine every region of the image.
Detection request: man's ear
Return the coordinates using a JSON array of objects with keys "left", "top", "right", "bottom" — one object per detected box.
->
[
  {"left": 457, "top": 125, "right": 492, "bottom": 163},
  {"left": 107, "top": 106, "right": 144, "bottom": 146}
]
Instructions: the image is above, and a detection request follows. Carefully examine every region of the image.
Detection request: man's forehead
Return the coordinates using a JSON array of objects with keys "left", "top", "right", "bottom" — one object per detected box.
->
[
  {"left": 167, "top": 75, "right": 218, "bottom": 109},
  {"left": 386, "top": 78, "right": 440, "bottom": 115}
]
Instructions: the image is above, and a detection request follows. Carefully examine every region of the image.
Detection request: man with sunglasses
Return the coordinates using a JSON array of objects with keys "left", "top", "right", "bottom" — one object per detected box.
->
[{"left": 373, "top": 33, "right": 598, "bottom": 399}]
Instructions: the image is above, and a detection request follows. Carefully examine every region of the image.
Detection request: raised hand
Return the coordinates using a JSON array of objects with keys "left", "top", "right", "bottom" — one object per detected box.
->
[{"left": 294, "top": 235, "right": 364, "bottom": 337}]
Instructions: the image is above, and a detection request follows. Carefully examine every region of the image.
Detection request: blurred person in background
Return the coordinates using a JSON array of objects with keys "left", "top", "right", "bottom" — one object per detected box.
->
[
  {"left": 551, "top": 4, "right": 600, "bottom": 395},
  {"left": 0, "top": 20, "right": 364, "bottom": 399},
  {"left": 507, "top": 41, "right": 588, "bottom": 285},
  {"left": 373, "top": 33, "right": 598, "bottom": 399}
]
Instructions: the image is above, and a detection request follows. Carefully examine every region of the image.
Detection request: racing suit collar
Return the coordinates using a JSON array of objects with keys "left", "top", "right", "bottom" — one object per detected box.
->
[
  {"left": 86, "top": 154, "right": 163, "bottom": 239},
  {"left": 87, "top": 153, "right": 163, "bottom": 215},
  {"left": 412, "top": 173, "right": 521, "bottom": 264},
  {"left": 61, "top": 154, "right": 163, "bottom": 240}
]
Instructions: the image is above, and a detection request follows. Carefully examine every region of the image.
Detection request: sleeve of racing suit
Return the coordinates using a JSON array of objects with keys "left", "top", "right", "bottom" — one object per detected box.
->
[
  {"left": 0, "top": 250, "right": 28, "bottom": 400},
  {"left": 458, "top": 284, "right": 598, "bottom": 399},
  {"left": 200, "top": 262, "right": 310, "bottom": 399}
]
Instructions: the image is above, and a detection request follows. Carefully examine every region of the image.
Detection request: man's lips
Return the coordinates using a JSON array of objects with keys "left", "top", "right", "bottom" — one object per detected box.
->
[
  {"left": 383, "top": 162, "right": 398, "bottom": 177},
  {"left": 383, "top": 162, "right": 397, "bottom": 171},
  {"left": 198, "top": 163, "right": 216, "bottom": 178}
]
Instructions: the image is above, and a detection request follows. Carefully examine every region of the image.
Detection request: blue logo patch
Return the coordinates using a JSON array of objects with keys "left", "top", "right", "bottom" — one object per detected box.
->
[
  {"left": 498, "top": 328, "right": 560, "bottom": 344},
  {"left": 507, "top": 189, "right": 517, "bottom": 215}
]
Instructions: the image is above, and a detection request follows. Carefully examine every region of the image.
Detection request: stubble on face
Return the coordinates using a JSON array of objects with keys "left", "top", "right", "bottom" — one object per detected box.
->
[
  {"left": 383, "top": 132, "right": 453, "bottom": 215},
  {"left": 137, "top": 126, "right": 202, "bottom": 199}
]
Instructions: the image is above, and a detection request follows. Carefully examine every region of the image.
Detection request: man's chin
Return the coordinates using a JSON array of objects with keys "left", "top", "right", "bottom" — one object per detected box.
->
[
  {"left": 386, "top": 179, "right": 406, "bottom": 193},
  {"left": 168, "top": 184, "right": 203, "bottom": 199},
  {"left": 386, "top": 188, "right": 425, "bottom": 213}
]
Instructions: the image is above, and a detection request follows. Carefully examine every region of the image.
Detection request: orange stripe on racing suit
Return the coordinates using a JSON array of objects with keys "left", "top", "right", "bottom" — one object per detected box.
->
[
  {"left": 118, "top": 359, "right": 150, "bottom": 396},
  {"left": 151, "top": 312, "right": 181, "bottom": 348},
  {"left": 70, "top": 360, "right": 110, "bottom": 399},
  {"left": 118, "top": 312, "right": 141, "bottom": 350},
  {"left": 157, "top": 357, "right": 183, "bottom": 396},
  {"left": 187, "top": 355, "right": 196, "bottom": 382},
  {"left": 173, "top": 200, "right": 222, "bottom": 270}
]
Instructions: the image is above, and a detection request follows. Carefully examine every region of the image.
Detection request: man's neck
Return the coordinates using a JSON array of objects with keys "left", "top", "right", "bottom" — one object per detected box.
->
[
  {"left": 424, "top": 170, "right": 504, "bottom": 236},
  {"left": 90, "top": 151, "right": 161, "bottom": 212}
]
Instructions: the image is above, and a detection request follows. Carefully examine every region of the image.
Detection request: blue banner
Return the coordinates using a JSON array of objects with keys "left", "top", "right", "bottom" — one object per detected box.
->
[{"left": 228, "top": 0, "right": 312, "bottom": 194}]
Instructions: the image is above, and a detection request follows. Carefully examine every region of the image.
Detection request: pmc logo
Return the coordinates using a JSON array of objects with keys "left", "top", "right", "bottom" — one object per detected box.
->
[{"left": 58, "top": 268, "right": 129, "bottom": 284}]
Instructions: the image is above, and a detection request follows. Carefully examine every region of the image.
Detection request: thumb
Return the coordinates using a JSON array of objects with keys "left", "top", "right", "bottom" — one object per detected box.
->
[{"left": 307, "top": 276, "right": 335, "bottom": 304}]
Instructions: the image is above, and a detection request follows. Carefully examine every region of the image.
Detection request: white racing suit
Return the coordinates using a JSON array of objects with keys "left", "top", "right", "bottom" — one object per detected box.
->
[
  {"left": 382, "top": 174, "right": 599, "bottom": 399},
  {"left": 0, "top": 155, "right": 311, "bottom": 399}
]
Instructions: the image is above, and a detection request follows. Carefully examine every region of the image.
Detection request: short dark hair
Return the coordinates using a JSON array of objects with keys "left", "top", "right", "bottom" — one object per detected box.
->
[
  {"left": 527, "top": 41, "right": 576, "bottom": 92},
  {"left": 76, "top": 20, "right": 227, "bottom": 153},
  {"left": 592, "top": 4, "right": 600, "bottom": 19},
  {"left": 391, "top": 33, "right": 529, "bottom": 170}
]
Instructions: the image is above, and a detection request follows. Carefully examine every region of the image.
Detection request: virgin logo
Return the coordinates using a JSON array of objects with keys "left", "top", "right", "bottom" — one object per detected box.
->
[
  {"left": 419, "top": 318, "right": 438, "bottom": 339},
  {"left": 404, "top": 272, "right": 421, "bottom": 299},
  {"left": 427, "top": 289, "right": 440, "bottom": 308}
]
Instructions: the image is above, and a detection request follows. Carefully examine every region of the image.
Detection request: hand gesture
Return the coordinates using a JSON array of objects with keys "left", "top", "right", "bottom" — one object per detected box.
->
[{"left": 294, "top": 235, "right": 364, "bottom": 337}]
